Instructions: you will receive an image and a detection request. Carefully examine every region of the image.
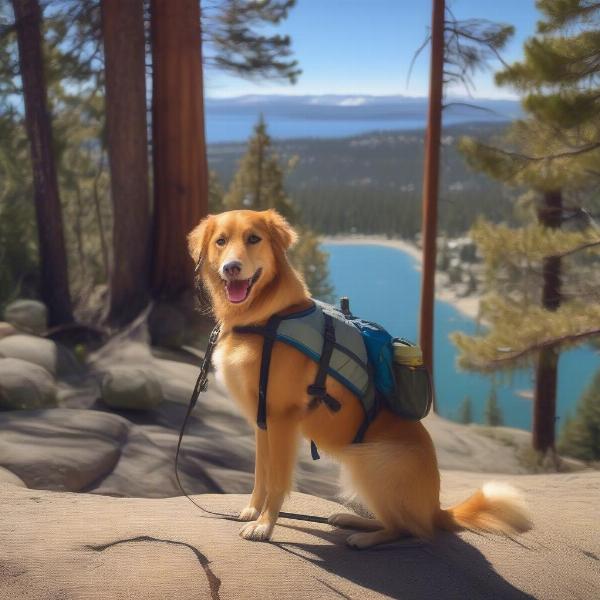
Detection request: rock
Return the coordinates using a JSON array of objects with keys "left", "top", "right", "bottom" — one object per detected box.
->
[
  {"left": 101, "top": 366, "right": 162, "bottom": 410},
  {"left": 0, "top": 334, "right": 57, "bottom": 375},
  {"left": 0, "top": 322, "right": 17, "bottom": 339},
  {"left": 0, "top": 358, "right": 57, "bottom": 410},
  {"left": 3, "top": 299, "right": 47, "bottom": 335},
  {"left": 0, "top": 334, "right": 83, "bottom": 378},
  {"left": 0, "top": 466, "right": 27, "bottom": 488},
  {"left": 1, "top": 473, "right": 600, "bottom": 599},
  {"left": 148, "top": 302, "right": 187, "bottom": 348},
  {"left": 0, "top": 408, "right": 128, "bottom": 491}
]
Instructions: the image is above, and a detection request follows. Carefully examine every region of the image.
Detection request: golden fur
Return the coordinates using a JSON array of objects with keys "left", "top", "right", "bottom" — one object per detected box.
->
[{"left": 188, "top": 209, "right": 532, "bottom": 548}]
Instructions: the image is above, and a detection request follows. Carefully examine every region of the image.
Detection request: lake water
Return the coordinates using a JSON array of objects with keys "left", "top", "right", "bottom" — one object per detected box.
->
[
  {"left": 205, "top": 113, "right": 508, "bottom": 143},
  {"left": 324, "top": 243, "right": 599, "bottom": 431}
]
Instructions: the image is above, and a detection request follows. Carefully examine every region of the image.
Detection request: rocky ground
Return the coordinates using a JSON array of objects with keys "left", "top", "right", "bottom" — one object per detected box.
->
[
  {"left": 1, "top": 299, "right": 598, "bottom": 599},
  {"left": 2, "top": 473, "right": 599, "bottom": 600}
]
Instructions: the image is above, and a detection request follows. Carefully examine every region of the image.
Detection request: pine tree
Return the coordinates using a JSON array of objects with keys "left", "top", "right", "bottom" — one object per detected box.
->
[
  {"left": 558, "top": 369, "right": 600, "bottom": 462},
  {"left": 11, "top": 0, "right": 73, "bottom": 326},
  {"left": 455, "top": 1, "right": 600, "bottom": 452},
  {"left": 458, "top": 396, "right": 473, "bottom": 424},
  {"left": 484, "top": 388, "right": 503, "bottom": 426},
  {"left": 102, "top": 0, "right": 150, "bottom": 326},
  {"left": 224, "top": 116, "right": 297, "bottom": 221},
  {"left": 223, "top": 117, "right": 333, "bottom": 300}
]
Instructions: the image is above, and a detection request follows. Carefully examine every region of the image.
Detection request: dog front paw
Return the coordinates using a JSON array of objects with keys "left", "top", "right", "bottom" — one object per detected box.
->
[
  {"left": 238, "top": 506, "right": 260, "bottom": 522},
  {"left": 239, "top": 520, "right": 273, "bottom": 542}
]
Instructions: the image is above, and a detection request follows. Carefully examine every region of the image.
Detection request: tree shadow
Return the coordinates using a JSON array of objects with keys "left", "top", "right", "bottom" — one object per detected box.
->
[{"left": 272, "top": 522, "right": 536, "bottom": 600}]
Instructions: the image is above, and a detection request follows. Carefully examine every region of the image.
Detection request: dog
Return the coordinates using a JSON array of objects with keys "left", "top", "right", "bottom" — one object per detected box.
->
[{"left": 188, "top": 208, "right": 531, "bottom": 549}]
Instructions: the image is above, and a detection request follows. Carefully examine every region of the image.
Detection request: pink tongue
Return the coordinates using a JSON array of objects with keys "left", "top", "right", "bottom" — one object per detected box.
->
[{"left": 226, "top": 279, "right": 250, "bottom": 302}]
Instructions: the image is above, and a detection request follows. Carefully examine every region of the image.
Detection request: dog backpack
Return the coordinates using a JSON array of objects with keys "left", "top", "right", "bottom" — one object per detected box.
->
[{"left": 233, "top": 299, "right": 432, "bottom": 453}]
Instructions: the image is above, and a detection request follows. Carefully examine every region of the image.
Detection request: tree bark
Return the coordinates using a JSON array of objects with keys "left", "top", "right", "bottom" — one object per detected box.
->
[
  {"left": 533, "top": 189, "right": 563, "bottom": 452},
  {"left": 150, "top": 0, "right": 209, "bottom": 297},
  {"left": 12, "top": 0, "right": 73, "bottom": 326},
  {"left": 419, "top": 0, "right": 445, "bottom": 410},
  {"left": 101, "top": 0, "right": 151, "bottom": 326}
]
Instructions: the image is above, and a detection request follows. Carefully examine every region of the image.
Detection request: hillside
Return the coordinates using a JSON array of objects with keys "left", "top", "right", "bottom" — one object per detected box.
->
[{"left": 208, "top": 122, "right": 515, "bottom": 237}]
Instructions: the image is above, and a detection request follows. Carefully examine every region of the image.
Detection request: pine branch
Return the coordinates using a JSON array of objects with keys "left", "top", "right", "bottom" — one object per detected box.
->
[
  {"left": 490, "top": 328, "right": 600, "bottom": 366},
  {"left": 475, "top": 140, "right": 600, "bottom": 162},
  {"left": 554, "top": 239, "right": 600, "bottom": 259}
]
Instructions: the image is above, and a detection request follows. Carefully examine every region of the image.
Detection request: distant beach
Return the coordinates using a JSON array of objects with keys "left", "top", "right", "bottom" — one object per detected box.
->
[{"left": 321, "top": 235, "right": 481, "bottom": 321}]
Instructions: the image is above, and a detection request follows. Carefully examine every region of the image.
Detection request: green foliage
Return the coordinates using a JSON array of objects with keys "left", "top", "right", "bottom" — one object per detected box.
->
[
  {"left": 484, "top": 388, "right": 503, "bottom": 426},
  {"left": 222, "top": 117, "right": 333, "bottom": 300},
  {"left": 208, "top": 170, "right": 225, "bottom": 213},
  {"left": 494, "top": 0, "right": 600, "bottom": 153},
  {"left": 210, "top": 124, "right": 514, "bottom": 239},
  {"left": 205, "top": 0, "right": 301, "bottom": 83},
  {"left": 288, "top": 228, "right": 334, "bottom": 301},
  {"left": 457, "top": 395, "right": 473, "bottom": 424},
  {"left": 558, "top": 369, "right": 600, "bottom": 461},
  {"left": 455, "top": 1, "right": 600, "bottom": 374},
  {"left": 224, "top": 116, "right": 297, "bottom": 221}
]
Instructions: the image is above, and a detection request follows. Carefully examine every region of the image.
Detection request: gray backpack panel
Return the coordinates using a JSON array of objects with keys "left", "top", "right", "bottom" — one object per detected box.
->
[{"left": 276, "top": 302, "right": 375, "bottom": 413}]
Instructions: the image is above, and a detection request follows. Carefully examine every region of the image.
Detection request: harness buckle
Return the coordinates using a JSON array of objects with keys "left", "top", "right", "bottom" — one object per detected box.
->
[{"left": 307, "top": 384, "right": 326, "bottom": 397}]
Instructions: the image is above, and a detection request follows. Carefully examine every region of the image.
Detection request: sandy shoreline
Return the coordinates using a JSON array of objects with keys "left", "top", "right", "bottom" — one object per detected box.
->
[{"left": 321, "top": 234, "right": 481, "bottom": 321}]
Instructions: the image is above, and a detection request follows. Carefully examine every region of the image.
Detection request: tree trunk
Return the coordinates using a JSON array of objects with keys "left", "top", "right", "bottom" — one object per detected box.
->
[
  {"left": 101, "top": 0, "right": 151, "bottom": 326},
  {"left": 419, "top": 0, "right": 445, "bottom": 410},
  {"left": 12, "top": 0, "right": 73, "bottom": 326},
  {"left": 533, "top": 189, "right": 562, "bottom": 452},
  {"left": 150, "top": 0, "right": 209, "bottom": 297}
]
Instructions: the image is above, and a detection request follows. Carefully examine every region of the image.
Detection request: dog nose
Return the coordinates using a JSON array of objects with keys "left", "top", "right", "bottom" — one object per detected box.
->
[{"left": 223, "top": 260, "right": 242, "bottom": 277}]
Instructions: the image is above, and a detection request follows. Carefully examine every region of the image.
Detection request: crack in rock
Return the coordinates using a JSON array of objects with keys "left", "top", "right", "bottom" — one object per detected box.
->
[{"left": 84, "top": 535, "right": 221, "bottom": 600}]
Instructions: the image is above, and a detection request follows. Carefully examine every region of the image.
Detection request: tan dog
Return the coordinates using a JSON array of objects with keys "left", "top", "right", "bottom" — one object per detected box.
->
[{"left": 188, "top": 209, "right": 531, "bottom": 549}]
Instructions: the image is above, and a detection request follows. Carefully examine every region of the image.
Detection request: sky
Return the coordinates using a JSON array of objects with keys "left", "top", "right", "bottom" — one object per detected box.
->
[{"left": 205, "top": 0, "right": 541, "bottom": 100}]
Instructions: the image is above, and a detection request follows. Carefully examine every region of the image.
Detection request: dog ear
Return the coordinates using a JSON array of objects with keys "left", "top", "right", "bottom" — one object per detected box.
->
[
  {"left": 188, "top": 215, "right": 216, "bottom": 265},
  {"left": 265, "top": 209, "right": 298, "bottom": 251}
]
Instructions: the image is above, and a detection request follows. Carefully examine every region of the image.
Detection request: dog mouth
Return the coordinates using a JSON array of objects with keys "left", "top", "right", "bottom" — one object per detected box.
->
[{"left": 223, "top": 268, "right": 262, "bottom": 304}]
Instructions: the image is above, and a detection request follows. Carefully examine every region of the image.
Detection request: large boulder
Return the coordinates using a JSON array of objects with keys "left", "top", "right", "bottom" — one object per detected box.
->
[
  {"left": 0, "top": 334, "right": 57, "bottom": 374},
  {"left": 101, "top": 365, "right": 162, "bottom": 410},
  {"left": 0, "top": 334, "right": 82, "bottom": 378},
  {"left": 0, "top": 466, "right": 27, "bottom": 488},
  {"left": 0, "top": 322, "right": 17, "bottom": 339},
  {"left": 0, "top": 408, "right": 128, "bottom": 491},
  {"left": 0, "top": 358, "right": 57, "bottom": 410},
  {"left": 3, "top": 299, "right": 47, "bottom": 335}
]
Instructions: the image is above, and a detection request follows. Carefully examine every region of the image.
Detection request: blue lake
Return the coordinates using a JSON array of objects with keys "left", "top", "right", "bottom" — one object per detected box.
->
[
  {"left": 324, "top": 243, "right": 599, "bottom": 431},
  {"left": 205, "top": 113, "right": 507, "bottom": 143}
]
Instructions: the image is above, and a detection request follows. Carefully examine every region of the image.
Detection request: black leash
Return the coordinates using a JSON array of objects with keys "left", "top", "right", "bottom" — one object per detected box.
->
[
  {"left": 174, "top": 324, "right": 239, "bottom": 521},
  {"left": 174, "top": 321, "right": 330, "bottom": 525}
]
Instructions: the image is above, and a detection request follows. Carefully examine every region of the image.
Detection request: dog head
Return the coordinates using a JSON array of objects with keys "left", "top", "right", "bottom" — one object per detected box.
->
[{"left": 188, "top": 209, "right": 302, "bottom": 319}]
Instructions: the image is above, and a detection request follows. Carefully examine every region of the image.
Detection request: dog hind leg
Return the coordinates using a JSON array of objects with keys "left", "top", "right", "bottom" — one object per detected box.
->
[
  {"left": 346, "top": 528, "right": 406, "bottom": 549},
  {"left": 328, "top": 513, "right": 383, "bottom": 531}
]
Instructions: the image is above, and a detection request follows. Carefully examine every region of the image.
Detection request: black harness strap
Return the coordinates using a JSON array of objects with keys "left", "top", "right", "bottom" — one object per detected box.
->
[
  {"left": 307, "top": 312, "right": 342, "bottom": 460},
  {"left": 234, "top": 314, "right": 282, "bottom": 430},
  {"left": 307, "top": 313, "right": 341, "bottom": 413}
]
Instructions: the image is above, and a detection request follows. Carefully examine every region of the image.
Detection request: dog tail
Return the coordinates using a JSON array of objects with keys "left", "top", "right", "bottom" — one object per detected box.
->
[{"left": 436, "top": 482, "right": 531, "bottom": 535}]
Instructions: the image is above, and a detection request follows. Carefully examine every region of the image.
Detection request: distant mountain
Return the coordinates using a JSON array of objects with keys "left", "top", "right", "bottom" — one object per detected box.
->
[
  {"left": 206, "top": 94, "right": 521, "bottom": 122},
  {"left": 204, "top": 94, "right": 521, "bottom": 142}
]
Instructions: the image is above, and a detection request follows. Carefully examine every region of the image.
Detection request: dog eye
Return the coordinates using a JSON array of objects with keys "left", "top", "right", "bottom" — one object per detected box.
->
[
  {"left": 215, "top": 237, "right": 227, "bottom": 247},
  {"left": 247, "top": 234, "right": 261, "bottom": 245}
]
